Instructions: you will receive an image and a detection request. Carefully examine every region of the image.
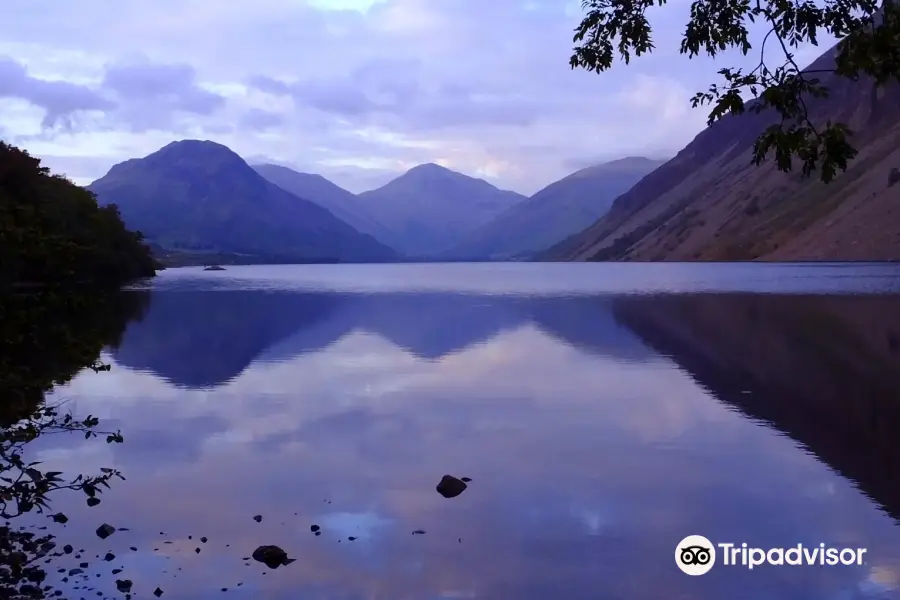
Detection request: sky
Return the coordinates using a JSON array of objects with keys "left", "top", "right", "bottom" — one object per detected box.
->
[{"left": 0, "top": 0, "right": 834, "bottom": 194}]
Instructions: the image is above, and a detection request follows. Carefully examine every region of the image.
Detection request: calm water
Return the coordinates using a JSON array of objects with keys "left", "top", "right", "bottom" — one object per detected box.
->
[{"left": 24, "top": 263, "right": 900, "bottom": 599}]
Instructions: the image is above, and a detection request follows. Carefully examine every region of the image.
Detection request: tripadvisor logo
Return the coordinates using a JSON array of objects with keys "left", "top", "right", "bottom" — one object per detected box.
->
[
  {"left": 676, "top": 535, "right": 716, "bottom": 575},
  {"left": 675, "top": 535, "right": 868, "bottom": 575}
]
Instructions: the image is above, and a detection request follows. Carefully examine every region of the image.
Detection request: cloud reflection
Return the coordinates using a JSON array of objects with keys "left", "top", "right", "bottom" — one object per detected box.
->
[{"left": 29, "top": 288, "right": 900, "bottom": 600}]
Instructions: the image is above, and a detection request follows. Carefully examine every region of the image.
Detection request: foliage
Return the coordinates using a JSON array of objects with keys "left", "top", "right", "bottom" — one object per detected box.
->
[
  {"left": 570, "top": 0, "right": 900, "bottom": 183},
  {"left": 0, "top": 141, "right": 160, "bottom": 286},
  {"left": 0, "top": 291, "right": 147, "bottom": 599}
]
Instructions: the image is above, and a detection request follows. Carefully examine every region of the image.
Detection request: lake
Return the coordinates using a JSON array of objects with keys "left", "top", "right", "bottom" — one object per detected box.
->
[{"left": 11, "top": 262, "right": 900, "bottom": 599}]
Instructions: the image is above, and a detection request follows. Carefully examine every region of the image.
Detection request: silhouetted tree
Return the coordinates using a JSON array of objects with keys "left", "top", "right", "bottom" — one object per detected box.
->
[
  {"left": 0, "top": 142, "right": 160, "bottom": 286},
  {"left": 569, "top": 0, "right": 900, "bottom": 183}
]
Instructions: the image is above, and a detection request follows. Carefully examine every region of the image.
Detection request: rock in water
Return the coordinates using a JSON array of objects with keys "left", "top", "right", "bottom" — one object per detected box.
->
[
  {"left": 95, "top": 524, "right": 116, "bottom": 539},
  {"left": 251, "top": 545, "right": 291, "bottom": 569},
  {"left": 436, "top": 475, "right": 467, "bottom": 498}
]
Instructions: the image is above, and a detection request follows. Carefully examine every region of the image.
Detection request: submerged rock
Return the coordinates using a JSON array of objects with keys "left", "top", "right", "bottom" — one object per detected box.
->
[{"left": 436, "top": 475, "right": 467, "bottom": 498}]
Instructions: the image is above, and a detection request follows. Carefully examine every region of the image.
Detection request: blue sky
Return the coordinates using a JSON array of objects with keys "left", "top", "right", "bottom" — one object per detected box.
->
[{"left": 0, "top": 0, "right": 832, "bottom": 194}]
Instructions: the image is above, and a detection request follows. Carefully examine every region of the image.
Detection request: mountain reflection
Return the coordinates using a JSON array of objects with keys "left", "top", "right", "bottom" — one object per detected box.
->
[
  {"left": 614, "top": 293, "right": 900, "bottom": 521},
  {"left": 43, "top": 282, "right": 900, "bottom": 600},
  {"left": 112, "top": 291, "right": 658, "bottom": 387}
]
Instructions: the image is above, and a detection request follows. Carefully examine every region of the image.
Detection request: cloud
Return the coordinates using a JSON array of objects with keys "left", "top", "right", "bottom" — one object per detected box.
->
[
  {"left": 0, "top": 56, "right": 113, "bottom": 128},
  {"left": 0, "top": 0, "right": 838, "bottom": 193},
  {"left": 102, "top": 60, "right": 226, "bottom": 115},
  {"left": 239, "top": 108, "right": 285, "bottom": 132}
]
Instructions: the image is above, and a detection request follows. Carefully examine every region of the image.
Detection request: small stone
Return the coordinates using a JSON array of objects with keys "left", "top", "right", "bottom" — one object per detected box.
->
[
  {"left": 253, "top": 515, "right": 262, "bottom": 523},
  {"left": 461, "top": 477, "right": 472, "bottom": 482},
  {"left": 436, "top": 475, "right": 467, "bottom": 499},
  {"left": 201, "top": 537, "right": 207, "bottom": 543},
  {"left": 63, "top": 545, "right": 73, "bottom": 554},
  {"left": 104, "top": 553, "right": 115, "bottom": 561},
  {"left": 153, "top": 588, "right": 164, "bottom": 597},
  {"left": 95, "top": 524, "right": 115, "bottom": 540},
  {"left": 348, "top": 537, "right": 357, "bottom": 541},
  {"left": 310, "top": 525, "right": 320, "bottom": 533},
  {"left": 115, "top": 579, "right": 132, "bottom": 593},
  {"left": 412, "top": 530, "right": 426, "bottom": 535},
  {"left": 51, "top": 513, "right": 68, "bottom": 524}
]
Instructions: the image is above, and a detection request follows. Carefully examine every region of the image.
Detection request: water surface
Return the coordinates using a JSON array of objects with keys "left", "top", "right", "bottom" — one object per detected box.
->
[{"left": 28, "top": 263, "right": 900, "bottom": 599}]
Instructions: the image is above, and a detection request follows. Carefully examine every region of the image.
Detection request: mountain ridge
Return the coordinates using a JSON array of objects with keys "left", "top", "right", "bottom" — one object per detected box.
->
[
  {"left": 251, "top": 162, "right": 395, "bottom": 245},
  {"left": 444, "top": 156, "right": 665, "bottom": 260},
  {"left": 88, "top": 139, "right": 397, "bottom": 263},
  {"left": 355, "top": 163, "right": 528, "bottom": 256},
  {"left": 543, "top": 43, "right": 900, "bottom": 262}
]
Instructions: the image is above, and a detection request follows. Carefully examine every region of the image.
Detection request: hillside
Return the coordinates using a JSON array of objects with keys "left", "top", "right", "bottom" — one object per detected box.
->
[
  {"left": 444, "top": 157, "right": 664, "bottom": 260},
  {"left": 88, "top": 140, "right": 397, "bottom": 263},
  {"left": 0, "top": 141, "right": 158, "bottom": 286},
  {"left": 545, "top": 44, "right": 900, "bottom": 262},
  {"left": 251, "top": 163, "right": 394, "bottom": 245},
  {"left": 356, "top": 163, "right": 527, "bottom": 256}
]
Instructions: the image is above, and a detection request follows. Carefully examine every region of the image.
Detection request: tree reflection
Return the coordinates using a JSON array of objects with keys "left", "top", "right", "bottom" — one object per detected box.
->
[{"left": 0, "top": 291, "right": 148, "bottom": 599}]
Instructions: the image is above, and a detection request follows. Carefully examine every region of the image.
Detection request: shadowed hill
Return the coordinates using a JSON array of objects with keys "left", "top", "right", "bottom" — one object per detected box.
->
[
  {"left": 88, "top": 140, "right": 397, "bottom": 263},
  {"left": 252, "top": 163, "right": 395, "bottom": 246},
  {"left": 356, "top": 163, "right": 527, "bottom": 256},
  {"left": 445, "top": 157, "right": 664, "bottom": 260},
  {"left": 545, "top": 43, "right": 900, "bottom": 262}
]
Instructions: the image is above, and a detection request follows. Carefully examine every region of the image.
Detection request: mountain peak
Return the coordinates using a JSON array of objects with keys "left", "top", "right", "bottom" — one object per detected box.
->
[
  {"left": 405, "top": 162, "right": 455, "bottom": 176},
  {"left": 151, "top": 139, "right": 244, "bottom": 163}
]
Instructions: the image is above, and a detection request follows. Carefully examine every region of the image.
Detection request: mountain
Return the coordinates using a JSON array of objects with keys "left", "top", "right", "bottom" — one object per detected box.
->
[
  {"left": 355, "top": 163, "right": 527, "bottom": 256},
  {"left": 545, "top": 43, "right": 900, "bottom": 262},
  {"left": 443, "top": 157, "right": 664, "bottom": 260},
  {"left": 88, "top": 140, "right": 397, "bottom": 263},
  {"left": 251, "top": 163, "right": 394, "bottom": 245}
]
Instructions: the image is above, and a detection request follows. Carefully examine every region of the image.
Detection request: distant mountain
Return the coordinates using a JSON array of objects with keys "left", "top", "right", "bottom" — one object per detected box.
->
[
  {"left": 356, "top": 163, "right": 527, "bottom": 256},
  {"left": 544, "top": 41, "right": 900, "bottom": 262},
  {"left": 251, "top": 163, "right": 394, "bottom": 245},
  {"left": 88, "top": 140, "right": 397, "bottom": 263},
  {"left": 444, "top": 157, "right": 664, "bottom": 260}
]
